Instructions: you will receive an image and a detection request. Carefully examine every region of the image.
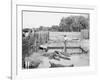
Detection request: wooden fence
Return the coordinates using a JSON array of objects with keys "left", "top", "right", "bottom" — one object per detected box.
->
[
  {"left": 81, "top": 29, "right": 89, "bottom": 39},
  {"left": 29, "top": 31, "right": 49, "bottom": 52}
]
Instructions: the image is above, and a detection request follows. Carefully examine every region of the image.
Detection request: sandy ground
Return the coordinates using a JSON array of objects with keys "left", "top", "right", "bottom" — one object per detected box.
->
[
  {"left": 49, "top": 54, "right": 89, "bottom": 67},
  {"left": 27, "top": 52, "right": 89, "bottom": 68}
]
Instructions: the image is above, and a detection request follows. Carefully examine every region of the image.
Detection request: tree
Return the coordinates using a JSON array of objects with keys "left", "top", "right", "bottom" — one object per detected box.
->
[
  {"left": 22, "top": 28, "right": 35, "bottom": 68},
  {"left": 39, "top": 26, "right": 44, "bottom": 31},
  {"left": 51, "top": 25, "right": 59, "bottom": 31},
  {"left": 59, "top": 16, "right": 89, "bottom": 32},
  {"left": 78, "top": 16, "right": 89, "bottom": 30},
  {"left": 59, "top": 17, "right": 73, "bottom": 32}
]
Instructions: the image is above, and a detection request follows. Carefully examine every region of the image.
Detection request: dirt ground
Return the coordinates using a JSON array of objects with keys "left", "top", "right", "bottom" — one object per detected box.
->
[{"left": 26, "top": 51, "right": 89, "bottom": 68}]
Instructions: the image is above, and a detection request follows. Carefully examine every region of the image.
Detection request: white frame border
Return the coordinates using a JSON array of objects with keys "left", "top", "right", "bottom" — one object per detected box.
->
[{"left": 11, "top": 1, "right": 97, "bottom": 80}]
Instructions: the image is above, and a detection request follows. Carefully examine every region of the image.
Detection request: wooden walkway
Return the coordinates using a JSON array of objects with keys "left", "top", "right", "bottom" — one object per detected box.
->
[{"left": 47, "top": 46, "right": 88, "bottom": 53}]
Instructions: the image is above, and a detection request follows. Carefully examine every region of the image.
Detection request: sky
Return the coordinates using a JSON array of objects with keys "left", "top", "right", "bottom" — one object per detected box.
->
[{"left": 23, "top": 11, "right": 88, "bottom": 29}]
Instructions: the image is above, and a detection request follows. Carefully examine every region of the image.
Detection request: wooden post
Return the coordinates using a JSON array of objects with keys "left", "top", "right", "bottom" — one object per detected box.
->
[{"left": 25, "top": 59, "right": 30, "bottom": 69}]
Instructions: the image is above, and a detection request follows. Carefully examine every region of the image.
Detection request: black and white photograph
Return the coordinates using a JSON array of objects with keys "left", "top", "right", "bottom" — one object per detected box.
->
[
  {"left": 22, "top": 11, "right": 89, "bottom": 69},
  {"left": 0, "top": 0, "right": 99, "bottom": 79},
  {"left": 10, "top": 0, "right": 97, "bottom": 79}
]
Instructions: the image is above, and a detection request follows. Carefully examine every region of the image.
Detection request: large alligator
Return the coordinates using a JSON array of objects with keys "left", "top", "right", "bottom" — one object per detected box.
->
[{"left": 49, "top": 61, "right": 74, "bottom": 68}]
